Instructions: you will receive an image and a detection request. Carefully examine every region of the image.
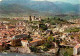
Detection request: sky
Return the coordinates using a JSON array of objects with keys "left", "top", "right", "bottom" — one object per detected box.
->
[
  {"left": 0, "top": 0, "right": 80, "bottom": 4},
  {"left": 33, "top": 0, "right": 80, "bottom": 4},
  {"left": 0, "top": 0, "right": 2, "bottom": 1}
]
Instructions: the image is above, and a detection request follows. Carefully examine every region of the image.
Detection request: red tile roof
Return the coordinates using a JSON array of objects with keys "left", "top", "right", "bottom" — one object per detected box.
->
[{"left": 74, "top": 44, "right": 80, "bottom": 48}]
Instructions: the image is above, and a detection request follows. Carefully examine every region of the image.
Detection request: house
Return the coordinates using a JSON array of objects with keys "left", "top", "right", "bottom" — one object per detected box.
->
[
  {"left": 0, "top": 42, "right": 7, "bottom": 51},
  {"left": 0, "top": 43, "right": 3, "bottom": 51},
  {"left": 12, "top": 34, "right": 29, "bottom": 40},
  {"left": 11, "top": 39, "right": 21, "bottom": 46},
  {"left": 11, "top": 34, "right": 29, "bottom": 46},
  {"left": 21, "top": 40, "right": 29, "bottom": 47},
  {"left": 29, "top": 39, "right": 45, "bottom": 47},
  {"left": 73, "top": 44, "right": 80, "bottom": 56}
]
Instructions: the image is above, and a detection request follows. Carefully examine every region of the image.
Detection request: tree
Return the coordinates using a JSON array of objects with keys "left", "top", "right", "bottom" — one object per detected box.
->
[
  {"left": 47, "top": 36, "right": 54, "bottom": 42},
  {"left": 44, "top": 42, "right": 52, "bottom": 48},
  {"left": 39, "top": 24, "right": 48, "bottom": 30},
  {"left": 64, "top": 52, "right": 69, "bottom": 56},
  {"left": 30, "top": 46, "right": 38, "bottom": 53},
  {"left": 43, "top": 47, "right": 49, "bottom": 51}
]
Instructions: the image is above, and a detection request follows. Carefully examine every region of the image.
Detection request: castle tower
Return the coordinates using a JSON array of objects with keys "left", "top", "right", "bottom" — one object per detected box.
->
[
  {"left": 29, "top": 16, "right": 32, "bottom": 21},
  {"left": 39, "top": 16, "right": 41, "bottom": 21},
  {"left": 32, "top": 16, "right": 35, "bottom": 21},
  {"left": 33, "top": 16, "right": 35, "bottom": 20}
]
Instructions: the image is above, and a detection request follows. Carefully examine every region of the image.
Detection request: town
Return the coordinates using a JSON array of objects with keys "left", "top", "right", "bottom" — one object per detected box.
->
[{"left": 0, "top": 16, "right": 80, "bottom": 56}]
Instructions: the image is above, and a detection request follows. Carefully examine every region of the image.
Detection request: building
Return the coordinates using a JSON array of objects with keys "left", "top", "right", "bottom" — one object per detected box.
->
[
  {"left": 73, "top": 44, "right": 80, "bottom": 56},
  {"left": 21, "top": 40, "right": 29, "bottom": 47},
  {"left": 0, "top": 43, "right": 3, "bottom": 51},
  {"left": 11, "top": 34, "right": 29, "bottom": 46},
  {"left": 12, "top": 34, "right": 29, "bottom": 40},
  {"left": 29, "top": 39, "right": 45, "bottom": 47},
  {"left": 11, "top": 39, "right": 21, "bottom": 46}
]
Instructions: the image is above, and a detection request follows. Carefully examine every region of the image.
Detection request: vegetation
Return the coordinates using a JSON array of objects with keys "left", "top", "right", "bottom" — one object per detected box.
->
[
  {"left": 27, "top": 38, "right": 33, "bottom": 41},
  {"left": 31, "top": 26, "right": 38, "bottom": 29},
  {"left": 61, "top": 15, "right": 80, "bottom": 20},
  {"left": 64, "top": 52, "right": 70, "bottom": 56},
  {"left": 47, "top": 36, "right": 54, "bottom": 42},
  {"left": 39, "top": 24, "right": 48, "bottom": 30},
  {"left": 65, "top": 27, "right": 80, "bottom": 32},
  {"left": 41, "top": 17, "right": 69, "bottom": 25},
  {"left": 42, "top": 47, "right": 49, "bottom": 51},
  {"left": 30, "top": 46, "right": 38, "bottom": 53},
  {"left": 61, "top": 48, "right": 73, "bottom": 56},
  {"left": 0, "top": 18, "right": 21, "bottom": 25},
  {"left": 44, "top": 42, "right": 52, "bottom": 48}
]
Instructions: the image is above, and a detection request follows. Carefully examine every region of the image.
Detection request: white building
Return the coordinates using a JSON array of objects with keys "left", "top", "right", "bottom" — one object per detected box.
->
[
  {"left": 21, "top": 40, "right": 29, "bottom": 47},
  {"left": 73, "top": 44, "right": 80, "bottom": 56}
]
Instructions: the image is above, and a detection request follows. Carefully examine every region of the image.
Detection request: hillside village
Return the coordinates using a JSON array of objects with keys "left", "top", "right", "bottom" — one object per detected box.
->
[{"left": 0, "top": 16, "right": 80, "bottom": 56}]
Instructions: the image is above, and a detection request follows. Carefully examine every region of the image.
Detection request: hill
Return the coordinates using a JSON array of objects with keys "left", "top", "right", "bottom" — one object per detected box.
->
[
  {"left": 0, "top": 0, "right": 80, "bottom": 16},
  {"left": 0, "top": 4, "right": 37, "bottom": 17}
]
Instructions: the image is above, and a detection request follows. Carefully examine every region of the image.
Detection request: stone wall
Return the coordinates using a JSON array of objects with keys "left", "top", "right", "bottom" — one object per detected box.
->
[{"left": 10, "top": 47, "right": 31, "bottom": 54}]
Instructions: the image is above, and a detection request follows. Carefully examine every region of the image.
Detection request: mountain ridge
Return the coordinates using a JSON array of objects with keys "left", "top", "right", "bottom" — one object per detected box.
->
[{"left": 0, "top": 0, "right": 80, "bottom": 16}]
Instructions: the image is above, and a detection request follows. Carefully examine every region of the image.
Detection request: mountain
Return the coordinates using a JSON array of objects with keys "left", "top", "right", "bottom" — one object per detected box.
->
[
  {"left": 0, "top": 3, "right": 37, "bottom": 16},
  {"left": 26, "top": 1, "right": 80, "bottom": 14},
  {"left": 0, "top": 0, "right": 31, "bottom": 4},
  {"left": 0, "top": 0, "right": 80, "bottom": 16},
  {"left": 26, "top": 1, "right": 62, "bottom": 14},
  {"left": 54, "top": 2, "right": 80, "bottom": 14}
]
